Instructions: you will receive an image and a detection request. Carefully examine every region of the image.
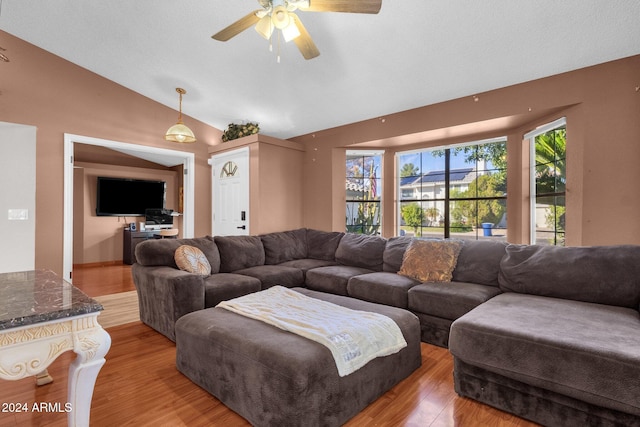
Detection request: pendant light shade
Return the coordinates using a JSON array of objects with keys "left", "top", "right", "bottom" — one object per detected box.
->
[{"left": 165, "top": 88, "right": 196, "bottom": 143}]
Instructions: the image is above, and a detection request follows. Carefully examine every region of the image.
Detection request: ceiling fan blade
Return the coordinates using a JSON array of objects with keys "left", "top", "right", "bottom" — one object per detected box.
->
[
  {"left": 291, "top": 14, "right": 320, "bottom": 60},
  {"left": 301, "top": 0, "right": 382, "bottom": 14},
  {"left": 212, "top": 10, "right": 262, "bottom": 41}
]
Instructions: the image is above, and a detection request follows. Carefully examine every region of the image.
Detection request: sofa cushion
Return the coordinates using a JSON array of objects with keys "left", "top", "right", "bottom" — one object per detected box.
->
[
  {"left": 305, "top": 265, "right": 374, "bottom": 296},
  {"left": 215, "top": 235, "right": 265, "bottom": 273},
  {"left": 449, "top": 293, "right": 640, "bottom": 417},
  {"left": 335, "top": 233, "right": 386, "bottom": 271},
  {"left": 347, "top": 272, "right": 420, "bottom": 308},
  {"left": 174, "top": 245, "right": 211, "bottom": 276},
  {"left": 306, "top": 229, "right": 344, "bottom": 261},
  {"left": 278, "top": 258, "right": 337, "bottom": 272},
  {"left": 499, "top": 244, "right": 640, "bottom": 308},
  {"left": 233, "top": 265, "right": 305, "bottom": 289},
  {"left": 408, "top": 281, "right": 501, "bottom": 320},
  {"left": 203, "top": 273, "right": 262, "bottom": 308},
  {"left": 260, "top": 228, "right": 307, "bottom": 265},
  {"left": 398, "top": 239, "right": 463, "bottom": 282},
  {"left": 383, "top": 236, "right": 412, "bottom": 273},
  {"left": 135, "top": 236, "right": 220, "bottom": 273},
  {"left": 452, "top": 240, "right": 507, "bottom": 286}
]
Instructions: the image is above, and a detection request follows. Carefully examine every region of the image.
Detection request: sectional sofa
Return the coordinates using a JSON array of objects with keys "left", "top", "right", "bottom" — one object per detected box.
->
[
  {"left": 132, "top": 228, "right": 504, "bottom": 344},
  {"left": 131, "top": 228, "right": 640, "bottom": 426}
]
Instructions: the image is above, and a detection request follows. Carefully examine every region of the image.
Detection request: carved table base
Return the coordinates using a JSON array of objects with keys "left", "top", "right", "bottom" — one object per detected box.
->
[{"left": 0, "top": 313, "right": 111, "bottom": 427}]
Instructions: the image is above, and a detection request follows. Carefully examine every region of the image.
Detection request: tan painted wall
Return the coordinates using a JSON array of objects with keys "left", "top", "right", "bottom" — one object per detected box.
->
[
  {"left": 253, "top": 142, "right": 304, "bottom": 234},
  {"left": 73, "top": 162, "right": 179, "bottom": 264},
  {"left": 209, "top": 134, "right": 304, "bottom": 235},
  {"left": 292, "top": 55, "right": 640, "bottom": 246},
  {"left": 0, "top": 31, "right": 222, "bottom": 274},
  {"left": 3, "top": 28, "right": 639, "bottom": 275}
]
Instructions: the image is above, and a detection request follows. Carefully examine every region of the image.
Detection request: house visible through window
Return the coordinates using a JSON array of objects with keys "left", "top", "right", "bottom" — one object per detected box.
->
[
  {"left": 397, "top": 138, "right": 507, "bottom": 240},
  {"left": 526, "top": 118, "right": 566, "bottom": 246},
  {"left": 346, "top": 151, "right": 383, "bottom": 235}
]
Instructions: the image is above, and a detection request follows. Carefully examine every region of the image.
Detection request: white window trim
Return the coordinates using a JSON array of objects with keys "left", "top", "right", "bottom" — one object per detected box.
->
[
  {"left": 526, "top": 117, "right": 566, "bottom": 244},
  {"left": 345, "top": 150, "right": 384, "bottom": 234}
]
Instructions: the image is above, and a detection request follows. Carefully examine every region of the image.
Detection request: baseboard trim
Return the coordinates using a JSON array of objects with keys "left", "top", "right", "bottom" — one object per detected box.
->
[{"left": 73, "top": 260, "right": 125, "bottom": 269}]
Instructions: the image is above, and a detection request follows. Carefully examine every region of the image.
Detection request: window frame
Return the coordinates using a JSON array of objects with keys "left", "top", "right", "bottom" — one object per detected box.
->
[
  {"left": 396, "top": 137, "right": 507, "bottom": 240},
  {"left": 345, "top": 150, "right": 384, "bottom": 235},
  {"left": 525, "top": 117, "right": 567, "bottom": 245}
]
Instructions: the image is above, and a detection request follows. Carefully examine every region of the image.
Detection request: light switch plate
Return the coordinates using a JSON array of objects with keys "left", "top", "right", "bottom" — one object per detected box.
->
[{"left": 8, "top": 209, "right": 29, "bottom": 220}]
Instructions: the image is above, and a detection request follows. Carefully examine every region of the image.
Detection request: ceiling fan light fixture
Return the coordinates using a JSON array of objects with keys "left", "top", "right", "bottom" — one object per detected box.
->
[
  {"left": 165, "top": 88, "right": 196, "bottom": 143},
  {"left": 271, "top": 5, "right": 290, "bottom": 29},
  {"left": 281, "top": 20, "right": 301, "bottom": 42},
  {"left": 255, "top": 15, "right": 274, "bottom": 39}
]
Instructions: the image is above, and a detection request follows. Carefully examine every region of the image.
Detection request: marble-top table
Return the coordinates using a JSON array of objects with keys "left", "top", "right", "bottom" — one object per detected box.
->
[{"left": 0, "top": 270, "right": 111, "bottom": 427}]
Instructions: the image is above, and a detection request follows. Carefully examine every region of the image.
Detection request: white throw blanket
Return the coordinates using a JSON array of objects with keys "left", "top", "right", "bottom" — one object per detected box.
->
[{"left": 217, "top": 286, "right": 407, "bottom": 377}]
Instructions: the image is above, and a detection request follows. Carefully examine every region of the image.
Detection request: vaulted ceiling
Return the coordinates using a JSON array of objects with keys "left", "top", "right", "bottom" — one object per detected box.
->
[{"left": 1, "top": 0, "right": 639, "bottom": 139}]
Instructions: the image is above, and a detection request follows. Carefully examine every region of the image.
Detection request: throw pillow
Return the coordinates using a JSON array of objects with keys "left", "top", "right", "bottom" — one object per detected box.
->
[
  {"left": 398, "top": 239, "right": 463, "bottom": 282},
  {"left": 174, "top": 245, "right": 212, "bottom": 276}
]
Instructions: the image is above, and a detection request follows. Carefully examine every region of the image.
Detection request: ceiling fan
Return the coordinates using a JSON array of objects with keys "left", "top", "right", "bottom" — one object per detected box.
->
[{"left": 212, "top": 0, "right": 382, "bottom": 60}]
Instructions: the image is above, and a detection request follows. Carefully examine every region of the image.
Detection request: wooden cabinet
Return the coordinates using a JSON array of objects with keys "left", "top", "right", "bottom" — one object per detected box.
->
[{"left": 123, "top": 229, "right": 159, "bottom": 265}]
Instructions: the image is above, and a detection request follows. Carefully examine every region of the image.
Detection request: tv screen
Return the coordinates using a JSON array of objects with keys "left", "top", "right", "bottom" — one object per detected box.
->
[{"left": 96, "top": 177, "right": 166, "bottom": 216}]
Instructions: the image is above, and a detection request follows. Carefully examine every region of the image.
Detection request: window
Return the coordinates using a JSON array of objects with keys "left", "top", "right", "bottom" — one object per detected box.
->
[
  {"left": 397, "top": 138, "right": 507, "bottom": 240},
  {"left": 346, "top": 151, "right": 383, "bottom": 235},
  {"left": 526, "top": 118, "right": 566, "bottom": 246}
]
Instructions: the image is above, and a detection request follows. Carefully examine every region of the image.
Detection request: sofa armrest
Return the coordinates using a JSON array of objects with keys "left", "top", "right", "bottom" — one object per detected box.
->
[{"left": 132, "top": 264, "right": 206, "bottom": 341}]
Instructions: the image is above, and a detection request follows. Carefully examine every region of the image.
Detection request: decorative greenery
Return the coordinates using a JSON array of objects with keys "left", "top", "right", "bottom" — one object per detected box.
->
[
  {"left": 221, "top": 122, "right": 259, "bottom": 142},
  {"left": 346, "top": 202, "right": 380, "bottom": 235},
  {"left": 401, "top": 203, "right": 425, "bottom": 236}
]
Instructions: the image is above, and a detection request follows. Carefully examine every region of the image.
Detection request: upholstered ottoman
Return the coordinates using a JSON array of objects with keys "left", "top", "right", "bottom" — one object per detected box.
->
[{"left": 175, "top": 288, "right": 421, "bottom": 427}]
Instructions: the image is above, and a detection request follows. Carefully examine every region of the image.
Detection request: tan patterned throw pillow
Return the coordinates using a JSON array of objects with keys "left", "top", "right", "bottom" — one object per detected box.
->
[
  {"left": 398, "top": 239, "right": 463, "bottom": 283},
  {"left": 174, "top": 245, "right": 211, "bottom": 276}
]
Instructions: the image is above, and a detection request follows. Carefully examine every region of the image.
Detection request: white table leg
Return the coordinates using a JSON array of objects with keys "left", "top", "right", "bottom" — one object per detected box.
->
[
  {"left": 67, "top": 320, "right": 111, "bottom": 427},
  {"left": 35, "top": 369, "right": 54, "bottom": 385}
]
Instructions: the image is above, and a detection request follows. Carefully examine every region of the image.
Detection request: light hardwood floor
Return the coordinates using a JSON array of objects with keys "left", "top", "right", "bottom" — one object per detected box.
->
[{"left": 0, "top": 264, "right": 539, "bottom": 426}]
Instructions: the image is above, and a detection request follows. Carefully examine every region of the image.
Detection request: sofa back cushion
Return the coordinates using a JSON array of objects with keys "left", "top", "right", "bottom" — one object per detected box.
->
[
  {"left": 335, "top": 233, "right": 386, "bottom": 271},
  {"left": 307, "top": 229, "right": 344, "bottom": 261},
  {"left": 383, "top": 236, "right": 412, "bottom": 272},
  {"left": 134, "top": 236, "right": 220, "bottom": 273},
  {"left": 499, "top": 244, "right": 640, "bottom": 308},
  {"left": 215, "top": 235, "right": 265, "bottom": 273},
  {"left": 260, "top": 229, "right": 308, "bottom": 265},
  {"left": 452, "top": 240, "right": 507, "bottom": 287}
]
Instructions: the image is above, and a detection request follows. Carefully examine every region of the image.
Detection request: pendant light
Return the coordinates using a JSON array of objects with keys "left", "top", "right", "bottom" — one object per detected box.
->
[{"left": 165, "top": 88, "right": 196, "bottom": 143}]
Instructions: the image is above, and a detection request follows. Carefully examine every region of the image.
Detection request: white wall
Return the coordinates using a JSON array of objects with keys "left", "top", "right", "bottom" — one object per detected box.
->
[{"left": 0, "top": 122, "right": 36, "bottom": 273}]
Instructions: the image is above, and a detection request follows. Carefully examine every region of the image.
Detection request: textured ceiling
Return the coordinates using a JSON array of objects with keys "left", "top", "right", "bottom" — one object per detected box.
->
[{"left": 1, "top": 0, "right": 639, "bottom": 139}]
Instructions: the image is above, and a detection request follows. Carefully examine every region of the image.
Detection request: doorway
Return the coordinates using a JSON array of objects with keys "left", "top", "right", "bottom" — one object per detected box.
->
[
  {"left": 211, "top": 147, "right": 249, "bottom": 236},
  {"left": 63, "top": 134, "right": 195, "bottom": 282}
]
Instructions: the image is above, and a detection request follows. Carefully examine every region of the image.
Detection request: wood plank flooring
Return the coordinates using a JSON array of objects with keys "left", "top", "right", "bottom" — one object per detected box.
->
[{"left": 0, "top": 264, "right": 540, "bottom": 426}]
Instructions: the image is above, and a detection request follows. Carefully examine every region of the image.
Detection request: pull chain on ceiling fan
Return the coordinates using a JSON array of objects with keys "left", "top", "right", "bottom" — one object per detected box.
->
[{"left": 212, "top": 0, "right": 382, "bottom": 60}]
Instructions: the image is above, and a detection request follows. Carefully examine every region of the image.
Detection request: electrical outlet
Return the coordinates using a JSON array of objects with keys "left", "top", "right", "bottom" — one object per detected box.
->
[{"left": 8, "top": 209, "right": 29, "bottom": 220}]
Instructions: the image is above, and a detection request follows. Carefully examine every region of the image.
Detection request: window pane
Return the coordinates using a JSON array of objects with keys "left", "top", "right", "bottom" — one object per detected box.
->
[
  {"left": 346, "top": 201, "right": 381, "bottom": 235},
  {"left": 347, "top": 151, "right": 383, "bottom": 235},
  {"left": 532, "top": 123, "right": 566, "bottom": 245},
  {"left": 449, "top": 199, "right": 507, "bottom": 242},
  {"left": 534, "top": 195, "right": 565, "bottom": 246},
  {"left": 397, "top": 138, "right": 507, "bottom": 240}
]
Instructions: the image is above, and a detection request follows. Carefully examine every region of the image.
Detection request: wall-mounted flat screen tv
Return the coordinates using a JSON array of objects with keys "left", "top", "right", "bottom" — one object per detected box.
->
[{"left": 96, "top": 176, "right": 166, "bottom": 216}]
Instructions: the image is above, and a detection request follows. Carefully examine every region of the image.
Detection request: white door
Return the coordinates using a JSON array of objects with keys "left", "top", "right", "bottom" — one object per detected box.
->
[{"left": 211, "top": 147, "right": 250, "bottom": 236}]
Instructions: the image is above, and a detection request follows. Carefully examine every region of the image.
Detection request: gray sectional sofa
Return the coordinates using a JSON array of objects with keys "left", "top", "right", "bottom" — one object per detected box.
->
[
  {"left": 132, "top": 228, "right": 640, "bottom": 426},
  {"left": 449, "top": 244, "right": 640, "bottom": 427},
  {"left": 132, "top": 228, "right": 502, "bottom": 344}
]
